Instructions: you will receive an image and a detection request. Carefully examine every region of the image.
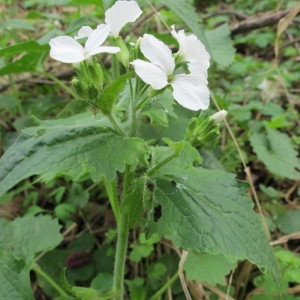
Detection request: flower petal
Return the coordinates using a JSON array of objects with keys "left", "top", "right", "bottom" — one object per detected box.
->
[
  {"left": 85, "top": 25, "right": 110, "bottom": 53},
  {"left": 140, "top": 34, "right": 175, "bottom": 75},
  {"left": 171, "top": 74, "right": 210, "bottom": 110},
  {"left": 171, "top": 25, "right": 210, "bottom": 68},
  {"left": 131, "top": 59, "right": 168, "bottom": 90},
  {"left": 187, "top": 62, "right": 208, "bottom": 81},
  {"left": 74, "top": 26, "right": 93, "bottom": 39},
  {"left": 88, "top": 46, "right": 120, "bottom": 56},
  {"left": 105, "top": 0, "right": 142, "bottom": 37},
  {"left": 49, "top": 36, "right": 85, "bottom": 63}
]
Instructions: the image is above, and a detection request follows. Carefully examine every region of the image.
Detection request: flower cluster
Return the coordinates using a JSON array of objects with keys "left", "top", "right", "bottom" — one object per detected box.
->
[{"left": 49, "top": 0, "right": 210, "bottom": 111}]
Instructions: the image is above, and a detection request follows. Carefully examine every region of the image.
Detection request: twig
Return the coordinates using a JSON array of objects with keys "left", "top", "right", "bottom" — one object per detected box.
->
[
  {"left": 203, "top": 9, "right": 249, "bottom": 20},
  {"left": 230, "top": 9, "right": 296, "bottom": 35}
]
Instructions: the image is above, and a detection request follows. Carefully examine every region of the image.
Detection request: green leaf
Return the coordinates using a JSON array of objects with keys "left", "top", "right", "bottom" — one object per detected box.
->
[
  {"left": 0, "top": 41, "right": 49, "bottom": 57},
  {"left": 98, "top": 73, "right": 131, "bottom": 115},
  {"left": 184, "top": 251, "right": 235, "bottom": 286},
  {"left": 0, "top": 52, "right": 46, "bottom": 76},
  {"left": 249, "top": 127, "right": 300, "bottom": 180},
  {"left": 204, "top": 24, "right": 235, "bottom": 67},
  {"left": 1, "top": 19, "right": 36, "bottom": 31},
  {"left": 152, "top": 168, "right": 278, "bottom": 277},
  {"left": 0, "top": 215, "right": 63, "bottom": 262},
  {"left": 142, "top": 108, "right": 169, "bottom": 127},
  {"left": 0, "top": 250, "right": 34, "bottom": 300},
  {"left": 0, "top": 113, "right": 146, "bottom": 197},
  {"left": 275, "top": 211, "right": 300, "bottom": 234}
]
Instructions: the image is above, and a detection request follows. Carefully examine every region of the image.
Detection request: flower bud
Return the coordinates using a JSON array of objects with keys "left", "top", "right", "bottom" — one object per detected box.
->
[
  {"left": 71, "top": 77, "right": 89, "bottom": 100},
  {"left": 210, "top": 110, "right": 227, "bottom": 124},
  {"left": 88, "top": 62, "right": 104, "bottom": 91},
  {"left": 114, "top": 36, "right": 130, "bottom": 69},
  {"left": 185, "top": 113, "right": 221, "bottom": 148}
]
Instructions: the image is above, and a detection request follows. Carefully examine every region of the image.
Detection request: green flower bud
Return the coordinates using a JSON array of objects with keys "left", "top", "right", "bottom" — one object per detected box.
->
[
  {"left": 185, "top": 113, "right": 221, "bottom": 148},
  {"left": 71, "top": 77, "right": 89, "bottom": 100},
  {"left": 87, "top": 62, "right": 104, "bottom": 91},
  {"left": 114, "top": 36, "right": 130, "bottom": 70}
]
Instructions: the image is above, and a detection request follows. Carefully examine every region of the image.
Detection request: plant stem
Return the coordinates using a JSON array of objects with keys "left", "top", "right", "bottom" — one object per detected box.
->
[
  {"left": 113, "top": 165, "right": 132, "bottom": 299},
  {"left": 147, "top": 151, "right": 178, "bottom": 177},
  {"left": 149, "top": 272, "right": 179, "bottom": 300},
  {"left": 128, "top": 77, "right": 136, "bottom": 136},
  {"left": 107, "top": 114, "right": 125, "bottom": 136},
  {"left": 113, "top": 211, "right": 129, "bottom": 300},
  {"left": 33, "top": 264, "right": 71, "bottom": 298},
  {"left": 103, "top": 177, "right": 120, "bottom": 225},
  {"left": 41, "top": 71, "right": 78, "bottom": 99}
]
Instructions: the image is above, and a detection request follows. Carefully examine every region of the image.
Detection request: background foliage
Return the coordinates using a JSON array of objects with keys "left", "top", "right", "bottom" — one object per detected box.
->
[{"left": 0, "top": 0, "right": 299, "bottom": 299}]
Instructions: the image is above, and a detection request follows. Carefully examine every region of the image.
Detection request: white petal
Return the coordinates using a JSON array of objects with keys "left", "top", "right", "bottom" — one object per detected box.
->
[
  {"left": 85, "top": 25, "right": 110, "bottom": 52},
  {"left": 49, "top": 36, "right": 85, "bottom": 63},
  {"left": 171, "top": 25, "right": 210, "bottom": 68},
  {"left": 88, "top": 46, "right": 120, "bottom": 56},
  {"left": 131, "top": 59, "right": 168, "bottom": 90},
  {"left": 171, "top": 74, "right": 210, "bottom": 110},
  {"left": 188, "top": 62, "right": 208, "bottom": 81},
  {"left": 140, "top": 34, "right": 175, "bottom": 75},
  {"left": 105, "top": 0, "right": 142, "bottom": 37},
  {"left": 74, "top": 26, "right": 93, "bottom": 39}
]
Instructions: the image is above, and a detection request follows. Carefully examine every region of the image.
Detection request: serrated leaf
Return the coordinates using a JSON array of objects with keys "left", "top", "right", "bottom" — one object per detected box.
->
[
  {"left": 142, "top": 109, "right": 169, "bottom": 127},
  {"left": 0, "top": 113, "right": 146, "bottom": 198},
  {"left": 184, "top": 251, "right": 235, "bottom": 286},
  {"left": 152, "top": 168, "right": 278, "bottom": 277},
  {"left": 0, "top": 250, "right": 34, "bottom": 300},
  {"left": 249, "top": 127, "right": 300, "bottom": 180},
  {"left": 0, "top": 215, "right": 63, "bottom": 262},
  {"left": 204, "top": 24, "right": 235, "bottom": 67}
]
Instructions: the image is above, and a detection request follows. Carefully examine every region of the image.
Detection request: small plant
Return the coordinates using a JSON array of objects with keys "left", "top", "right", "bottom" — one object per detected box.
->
[{"left": 0, "top": 1, "right": 284, "bottom": 299}]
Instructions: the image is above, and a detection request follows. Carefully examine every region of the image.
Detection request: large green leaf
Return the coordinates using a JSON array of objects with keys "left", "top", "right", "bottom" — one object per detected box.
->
[
  {"left": 152, "top": 168, "right": 278, "bottom": 277},
  {"left": 204, "top": 24, "right": 235, "bottom": 67},
  {"left": 0, "top": 215, "right": 63, "bottom": 262},
  {"left": 0, "top": 113, "right": 146, "bottom": 197},
  {"left": 0, "top": 41, "right": 49, "bottom": 57},
  {"left": 0, "top": 251, "right": 34, "bottom": 300},
  {"left": 249, "top": 127, "right": 300, "bottom": 180}
]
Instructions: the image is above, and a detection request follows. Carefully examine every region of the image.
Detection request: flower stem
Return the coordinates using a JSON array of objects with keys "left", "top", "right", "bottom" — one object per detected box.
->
[
  {"left": 103, "top": 178, "right": 120, "bottom": 225},
  {"left": 147, "top": 151, "right": 178, "bottom": 177},
  {"left": 41, "top": 71, "right": 78, "bottom": 99},
  {"left": 113, "top": 165, "right": 132, "bottom": 299},
  {"left": 107, "top": 114, "right": 125, "bottom": 136},
  {"left": 129, "top": 77, "right": 137, "bottom": 136},
  {"left": 33, "top": 264, "right": 71, "bottom": 298},
  {"left": 149, "top": 272, "right": 179, "bottom": 300}
]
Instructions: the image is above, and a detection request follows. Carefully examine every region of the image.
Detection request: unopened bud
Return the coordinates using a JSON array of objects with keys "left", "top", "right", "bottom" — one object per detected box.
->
[
  {"left": 114, "top": 36, "right": 130, "bottom": 69},
  {"left": 71, "top": 78, "right": 89, "bottom": 100},
  {"left": 88, "top": 62, "right": 104, "bottom": 91},
  {"left": 210, "top": 110, "right": 227, "bottom": 124}
]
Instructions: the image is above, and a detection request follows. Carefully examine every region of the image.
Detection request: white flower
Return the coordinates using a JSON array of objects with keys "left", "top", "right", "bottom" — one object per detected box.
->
[
  {"left": 210, "top": 110, "right": 227, "bottom": 123},
  {"left": 105, "top": 0, "right": 142, "bottom": 37},
  {"left": 131, "top": 34, "right": 210, "bottom": 111},
  {"left": 171, "top": 25, "right": 210, "bottom": 71},
  {"left": 49, "top": 25, "right": 120, "bottom": 63}
]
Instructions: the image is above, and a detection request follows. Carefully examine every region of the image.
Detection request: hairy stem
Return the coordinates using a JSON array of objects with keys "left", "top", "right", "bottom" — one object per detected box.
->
[
  {"left": 103, "top": 178, "right": 120, "bottom": 225},
  {"left": 147, "top": 151, "right": 178, "bottom": 177}
]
